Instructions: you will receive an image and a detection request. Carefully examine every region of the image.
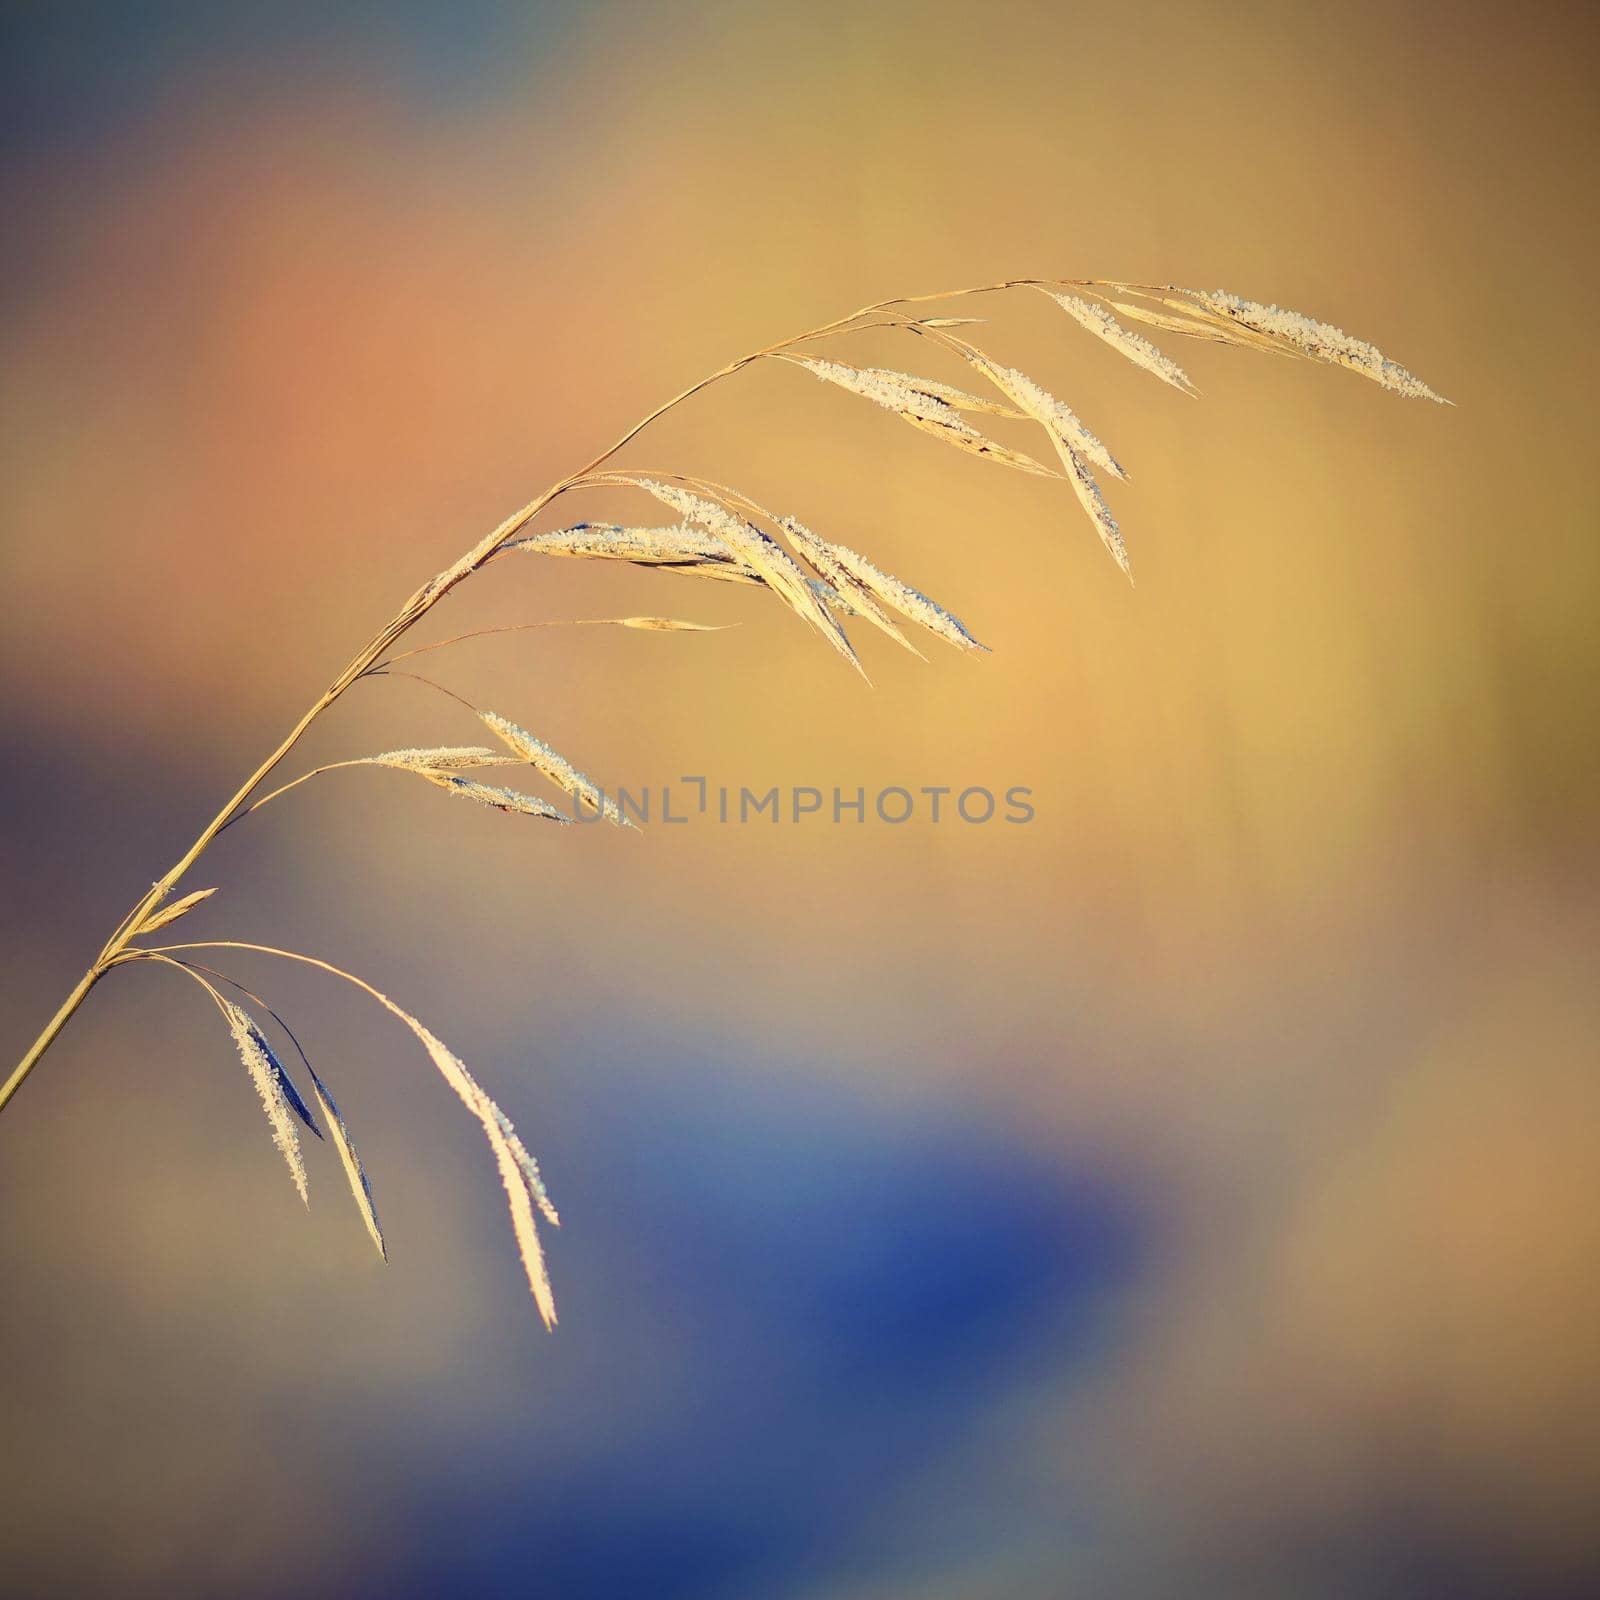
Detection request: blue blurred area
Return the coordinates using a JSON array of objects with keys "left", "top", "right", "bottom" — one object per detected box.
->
[
  {"left": 0, "top": 1, "right": 577, "bottom": 151},
  {"left": 388, "top": 1050, "right": 1142, "bottom": 1597}
]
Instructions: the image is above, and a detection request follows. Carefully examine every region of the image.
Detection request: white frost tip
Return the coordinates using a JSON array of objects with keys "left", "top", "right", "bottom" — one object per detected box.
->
[
  {"left": 1190, "top": 290, "right": 1450, "bottom": 402},
  {"left": 223, "top": 1001, "right": 310, "bottom": 1206},
  {"left": 1047, "top": 292, "right": 1198, "bottom": 395}
]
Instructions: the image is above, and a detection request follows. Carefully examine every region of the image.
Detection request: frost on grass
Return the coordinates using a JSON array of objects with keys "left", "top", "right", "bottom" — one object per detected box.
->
[
  {"left": 302, "top": 1064, "right": 386, "bottom": 1260},
  {"left": 425, "top": 774, "right": 572, "bottom": 820},
  {"left": 64, "top": 270, "right": 1449, "bottom": 1337},
  {"left": 788, "top": 357, "right": 1055, "bottom": 476},
  {"left": 1046, "top": 292, "right": 1197, "bottom": 395},
  {"left": 779, "top": 517, "right": 920, "bottom": 655},
  {"left": 222, "top": 1000, "right": 313, "bottom": 1205},
  {"left": 632, "top": 480, "right": 860, "bottom": 669},
  {"left": 966, "top": 357, "right": 1126, "bottom": 480},
  {"left": 781, "top": 519, "right": 987, "bottom": 653},
  {"left": 480, "top": 711, "right": 633, "bottom": 827},
  {"left": 374, "top": 997, "right": 558, "bottom": 1328},
  {"left": 1187, "top": 290, "right": 1451, "bottom": 402},
  {"left": 371, "top": 747, "right": 521, "bottom": 771},
  {"left": 1059, "top": 444, "right": 1130, "bottom": 579},
  {"left": 853, "top": 367, "right": 1025, "bottom": 417},
  {"left": 510, "top": 522, "right": 739, "bottom": 566},
  {"left": 358, "top": 749, "right": 568, "bottom": 820}
]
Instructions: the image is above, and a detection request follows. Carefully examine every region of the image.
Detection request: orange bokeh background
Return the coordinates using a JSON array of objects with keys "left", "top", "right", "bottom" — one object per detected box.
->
[{"left": 2, "top": 2, "right": 1596, "bottom": 1594}]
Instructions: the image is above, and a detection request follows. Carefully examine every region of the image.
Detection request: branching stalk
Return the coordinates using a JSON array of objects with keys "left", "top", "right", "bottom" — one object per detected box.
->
[{"left": 2, "top": 270, "right": 1449, "bottom": 1155}]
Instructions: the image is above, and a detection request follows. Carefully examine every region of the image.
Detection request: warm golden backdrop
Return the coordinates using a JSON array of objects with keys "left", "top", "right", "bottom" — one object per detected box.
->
[{"left": 2, "top": 2, "right": 1596, "bottom": 1595}]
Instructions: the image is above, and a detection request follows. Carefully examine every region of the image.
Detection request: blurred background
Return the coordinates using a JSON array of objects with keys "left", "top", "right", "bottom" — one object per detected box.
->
[{"left": 2, "top": 2, "right": 1596, "bottom": 1595}]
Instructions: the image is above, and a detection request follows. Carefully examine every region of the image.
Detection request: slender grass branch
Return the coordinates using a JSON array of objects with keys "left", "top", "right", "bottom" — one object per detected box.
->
[{"left": 2, "top": 269, "right": 1448, "bottom": 1321}]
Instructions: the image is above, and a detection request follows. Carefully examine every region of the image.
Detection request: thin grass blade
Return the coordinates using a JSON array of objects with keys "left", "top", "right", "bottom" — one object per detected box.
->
[{"left": 303, "top": 1065, "right": 386, "bottom": 1260}]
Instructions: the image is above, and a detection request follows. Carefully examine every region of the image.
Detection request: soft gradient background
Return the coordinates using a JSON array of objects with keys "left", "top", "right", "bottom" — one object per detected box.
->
[{"left": 2, "top": 2, "right": 1596, "bottom": 1595}]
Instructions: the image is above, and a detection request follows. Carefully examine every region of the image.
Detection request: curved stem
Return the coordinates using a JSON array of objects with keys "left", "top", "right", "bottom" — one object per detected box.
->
[
  {"left": 366, "top": 669, "right": 481, "bottom": 713},
  {"left": 374, "top": 616, "right": 666, "bottom": 671},
  {"left": 3, "top": 276, "right": 1049, "bottom": 1113},
  {"left": 147, "top": 941, "right": 404, "bottom": 1015},
  {"left": 117, "top": 949, "right": 232, "bottom": 1017},
  {"left": 219, "top": 761, "right": 381, "bottom": 830}
]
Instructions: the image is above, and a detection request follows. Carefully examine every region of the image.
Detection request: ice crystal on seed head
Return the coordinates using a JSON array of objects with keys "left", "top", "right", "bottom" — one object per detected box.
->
[
  {"left": 1192, "top": 291, "right": 1449, "bottom": 402},
  {"left": 1047, "top": 293, "right": 1197, "bottom": 395}
]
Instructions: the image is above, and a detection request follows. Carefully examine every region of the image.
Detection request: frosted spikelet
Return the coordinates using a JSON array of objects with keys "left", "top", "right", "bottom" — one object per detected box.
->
[
  {"left": 302, "top": 1065, "right": 386, "bottom": 1260},
  {"left": 16, "top": 267, "right": 1448, "bottom": 1338},
  {"left": 779, "top": 517, "right": 921, "bottom": 655},
  {"left": 786, "top": 356, "right": 1056, "bottom": 477},
  {"left": 631, "top": 480, "right": 860, "bottom": 669},
  {"left": 480, "top": 711, "right": 632, "bottom": 826},
  {"left": 371, "top": 747, "right": 522, "bottom": 771},
  {"left": 1061, "top": 445, "right": 1130, "bottom": 578},
  {"left": 424, "top": 773, "right": 573, "bottom": 819},
  {"left": 222, "top": 1001, "right": 312, "bottom": 1205},
  {"left": 350, "top": 749, "right": 568, "bottom": 819},
  {"left": 1046, "top": 293, "right": 1197, "bottom": 395},
  {"left": 854, "top": 368, "right": 1024, "bottom": 417},
  {"left": 1187, "top": 290, "right": 1450, "bottom": 401},
  {"left": 966, "top": 357, "right": 1127, "bottom": 480},
  {"left": 373, "top": 997, "right": 558, "bottom": 1328},
  {"left": 804, "top": 534, "right": 987, "bottom": 653},
  {"left": 510, "top": 522, "right": 742, "bottom": 568}
]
